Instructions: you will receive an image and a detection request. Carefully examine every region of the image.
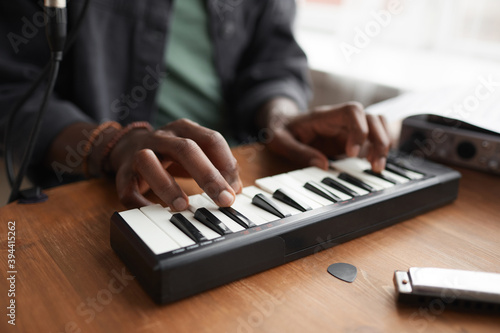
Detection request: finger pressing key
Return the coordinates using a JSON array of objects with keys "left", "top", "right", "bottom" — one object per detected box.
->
[
  {"left": 366, "top": 114, "right": 391, "bottom": 172},
  {"left": 153, "top": 135, "right": 236, "bottom": 207},
  {"left": 133, "top": 149, "right": 189, "bottom": 211},
  {"left": 159, "top": 119, "right": 242, "bottom": 195}
]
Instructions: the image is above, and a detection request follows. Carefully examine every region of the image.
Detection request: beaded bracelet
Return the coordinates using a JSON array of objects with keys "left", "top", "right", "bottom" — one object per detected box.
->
[
  {"left": 82, "top": 121, "right": 122, "bottom": 178},
  {"left": 100, "top": 121, "right": 154, "bottom": 175}
]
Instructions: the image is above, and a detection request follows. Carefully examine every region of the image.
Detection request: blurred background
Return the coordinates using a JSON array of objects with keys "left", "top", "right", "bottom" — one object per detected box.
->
[
  {"left": 2, "top": 0, "right": 500, "bottom": 205},
  {"left": 295, "top": 0, "right": 500, "bottom": 106}
]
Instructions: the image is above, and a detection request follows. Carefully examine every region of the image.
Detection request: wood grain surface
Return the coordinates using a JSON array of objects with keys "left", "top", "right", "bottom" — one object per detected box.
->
[{"left": 1, "top": 144, "right": 499, "bottom": 333}]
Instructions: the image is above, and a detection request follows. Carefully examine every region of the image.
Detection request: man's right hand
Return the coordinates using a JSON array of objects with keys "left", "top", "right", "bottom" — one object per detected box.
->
[
  {"left": 109, "top": 119, "right": 242, "bottom": 210},
  {"left": 46, "top": 119, "right": 242, "bottom": 210}
]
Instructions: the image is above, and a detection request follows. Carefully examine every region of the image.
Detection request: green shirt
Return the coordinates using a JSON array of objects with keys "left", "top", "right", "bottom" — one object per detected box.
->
[{"left": 154, "top": 0, "right": 232, "bottom": 141}]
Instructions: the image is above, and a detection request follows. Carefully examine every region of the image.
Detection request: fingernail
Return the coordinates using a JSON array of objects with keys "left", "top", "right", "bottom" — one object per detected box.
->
[
  {"left": 350, "top": 144, "right": 361, "bottom": 157},
  {"left": 310, "top": 158, "right": 326, "bottom": 169},
  {"left": 218, "top": 190, "right": 235, "bottom": 207},
  {"left": 172, "top": 197, "right": 188, "bottom": 211}
]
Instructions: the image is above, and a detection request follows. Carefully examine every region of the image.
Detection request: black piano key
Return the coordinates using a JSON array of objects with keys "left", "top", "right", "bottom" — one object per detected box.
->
[
  {"left": 219, "top": 207, "right": 257, "bottom": 228},
  {"left": 338, "top": 172, "right": 375, "bottom": 192},
  {"left": 170, "top": 213, "right": 207, "bottom": 243},
  {"left": 252, "top": 194, "right": 291, "bottom": 219},
  {"left": 304, "top": 181, "right": 341, "bottom": 202},
  {"left": 321, "top": 177, "right": 359, "bottom": 197},
  {"left": 385, "top": 162, "right": 414, "bottom": 180},
  {"left": 194, "top": 208, "right": 232, "bottom": 236},
  {"left": 273, "top": 188, "right": 312, "bottom": 212},
  {"left": 363, "top": 169, "right": 399, "bottom": 184}
]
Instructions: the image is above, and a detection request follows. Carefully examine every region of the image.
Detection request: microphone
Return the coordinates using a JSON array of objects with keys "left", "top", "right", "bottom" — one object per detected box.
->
[{"left": 44, "top": 0, "right": 67, "bottom": 60}]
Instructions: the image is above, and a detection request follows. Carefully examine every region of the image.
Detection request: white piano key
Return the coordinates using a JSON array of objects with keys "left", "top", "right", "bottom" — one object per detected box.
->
[
  {"left": 299, "top": 167, "right": 370, "bottom": 196},
  {"left": 328, "top": 157, "right": 409, "bottom": 184},
  {"left": 331, "top": 158, "right": 370, "bottom": 171},
  {"left": 355, "top": 169, "right": 396, "bottom": 188},
  {"left": 256, "top": 176, "right": 324, "bottom": 209},
  {"left": 339, "top": 170, "right": 388, "bottom": 190},
  {"left": 406, "top": 169, "right": 424, "bottom": 179},
  {"left": 323, "top": 171, "right": 370, "bottom": 195},
  {"left": 287, "top": 169, "right": 352, "bottom": 201},
  {"left": 233, "top": 194, "right": 279, "bottom": 224},
  {"left": 178, "top": 211, "right": 220, "bottom": 240},
  {"left": 382, "top": 169, "right": 410, "bottom": 184},
  {"left": 202, "top": 193, "right": 273, "bottom": 226},
  {"left": 119, "top": 209, "right": 180, "bottom": 255},
  {"left": 346, "top": 157, "right": 421, "bottom": 181},
  {"left": 241, "top": 186, "right": 302, "bottom": 216},
  {"left": 140, "top": 204, "right": 195, "bottom": 248},
  {"left": 187, "top": 194, "right": 245, "bottom": 232},
  {"left": 272, "top": 174, "right": 334, "bottom": 207},
  {"left": 330, "top": 159, "right": 392, "bottom": 190},
  {"left": 388, "top": 163, "right": 424, "bottom": 180},
  {"left": 252, "top": 177, "right": 278, "bottom": 194}
]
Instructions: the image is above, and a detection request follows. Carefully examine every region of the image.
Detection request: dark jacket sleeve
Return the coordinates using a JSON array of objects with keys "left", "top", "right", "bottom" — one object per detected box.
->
[
  {"left": 0, "top": 1, "right": 92, "bottom": 171},
  {"left": 0, "top": 0, "right": 170, "bottom": 187},
  {"left": 215, "top": 0, "right": 312, "bottom": 142}
]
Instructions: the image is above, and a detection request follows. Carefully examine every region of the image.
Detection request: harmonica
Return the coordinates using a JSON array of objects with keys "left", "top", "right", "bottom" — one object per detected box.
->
[{"left": 394, "top": 267, "right": 500, "bottom": 311}]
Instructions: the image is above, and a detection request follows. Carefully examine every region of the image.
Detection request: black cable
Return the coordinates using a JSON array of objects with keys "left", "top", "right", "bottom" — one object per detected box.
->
[
  {"left": 4, "top": 65, "right": 50, "bottom": 188},
  {"left": 4, "top": 0, "right": 90, "bottom": 200},
  {"left": 8, "top": 59, "right": 61, "bottom": 203}
]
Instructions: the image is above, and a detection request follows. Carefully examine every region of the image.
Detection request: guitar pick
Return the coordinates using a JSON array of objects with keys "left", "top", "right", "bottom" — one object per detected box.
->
[{"left": 327, "top": 263, "right": 357, "bottom": 283}]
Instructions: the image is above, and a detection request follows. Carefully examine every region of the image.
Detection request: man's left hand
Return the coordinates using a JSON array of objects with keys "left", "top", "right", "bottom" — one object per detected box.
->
[{"left": 258, "top": 98, "right": 392, "bottom": 173}]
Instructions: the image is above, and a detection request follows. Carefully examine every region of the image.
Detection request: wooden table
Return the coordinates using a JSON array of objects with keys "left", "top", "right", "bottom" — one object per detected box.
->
[{"left": 1, "top": 145, "right": 500, "bottom": 333}]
